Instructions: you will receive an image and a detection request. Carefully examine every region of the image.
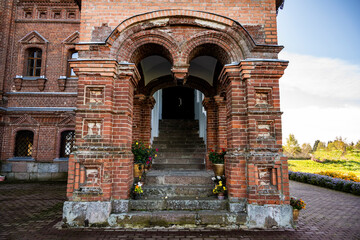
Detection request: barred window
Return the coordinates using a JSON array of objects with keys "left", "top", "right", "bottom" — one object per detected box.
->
[
  {"left": 14, "top": 130, "right": 34, "bottom": 157},
  {"left": 60, "top": 130, "right": 75, "bottom": 158},
  {"left": 26, "top": 48, "right": 42, "bottom": 76}
]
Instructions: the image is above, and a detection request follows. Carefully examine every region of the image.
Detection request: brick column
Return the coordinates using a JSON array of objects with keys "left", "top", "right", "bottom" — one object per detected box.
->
[
  {"left": 66, "top": 60, "right": 140, "bottom": 201},
  {"left": 214, "top": 95, "right": 227, "bottom": 150},
  {"left": 219, "top": 65, "right": 248, "bottom": 201},
  {"left": 139, "top": 96, "right": 156, "bottom": 145},
  {"left": 202, "top": 97, "right": 217, "bottom": 170},
  {"left": 132, "top": 94, "right": 145, "bottom": 142}
]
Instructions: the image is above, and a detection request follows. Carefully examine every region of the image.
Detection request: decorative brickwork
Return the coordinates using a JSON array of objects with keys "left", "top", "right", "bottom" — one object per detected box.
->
[{"left": 1, "top": 0, "right": 290, "bottom": 228}]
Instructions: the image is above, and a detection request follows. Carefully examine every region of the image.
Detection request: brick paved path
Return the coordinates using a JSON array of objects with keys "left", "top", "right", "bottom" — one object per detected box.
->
[{"left": 0, "top": 181, "right": 359, "bottom": 240}]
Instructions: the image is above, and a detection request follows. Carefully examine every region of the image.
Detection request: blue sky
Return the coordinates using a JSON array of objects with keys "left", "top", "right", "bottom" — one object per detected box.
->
[{"left": 277, "top": 0, "right": 360, "bottom": 145}]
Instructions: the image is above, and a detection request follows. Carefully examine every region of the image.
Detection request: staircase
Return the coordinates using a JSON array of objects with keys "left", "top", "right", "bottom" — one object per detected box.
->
[
  {"left": 109, "top": 119, "right": 246, "bottom": 228},
  {"left": 152, "top": 119, "right": 206, "bottom": 170}
]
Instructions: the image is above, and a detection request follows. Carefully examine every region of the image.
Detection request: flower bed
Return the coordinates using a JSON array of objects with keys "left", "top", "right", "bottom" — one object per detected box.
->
[{"left": 289, "top": 170, "right": 360, "bottom": 195}]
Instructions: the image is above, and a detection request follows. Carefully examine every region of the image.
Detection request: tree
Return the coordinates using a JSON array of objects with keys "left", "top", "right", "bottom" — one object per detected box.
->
[
  {"left": 354, "top": 140, "right": 360, "bottom": 150},
  {"left": 316, "top": 142, "right": 326, "bottom": 151},
  {"left": 313, "top": 140, "right": 320, "bottom": 152},
  {"left": 283, "top": 134, "right": 301, "bottom": 158},
  {"left": 301, "top": 143, "right": 312, "bottom": 157}
]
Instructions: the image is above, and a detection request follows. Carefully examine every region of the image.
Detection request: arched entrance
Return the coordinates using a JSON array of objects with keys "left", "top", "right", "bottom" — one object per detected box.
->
[{"left": 64, "top": 10, "right": 291, "bottom": 228}]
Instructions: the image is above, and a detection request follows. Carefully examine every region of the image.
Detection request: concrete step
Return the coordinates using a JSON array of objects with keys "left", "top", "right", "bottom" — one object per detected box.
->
[
  {"left": 157, "top": 149, "right": 205, "bottom": 158},
  {"left": 153, "top": 158, "right": 204, "bottom": 164},
  {"left": 154, "top": 144, "right": 206, "bottom": 149},
  {"left": 152, "top": 163, "right": 205, "bottom": 170},
  {"left": 108, "top": 210, "right": 247, "bottom": 228},
  {"left": 128, "top": 198, "right": 227, "bottom": 211},
  {"left": 145, "top": 170, "right": 214, "bottom": 185},
  {"left": 141, "top": 184, "right": 213, "bottom": 198}
]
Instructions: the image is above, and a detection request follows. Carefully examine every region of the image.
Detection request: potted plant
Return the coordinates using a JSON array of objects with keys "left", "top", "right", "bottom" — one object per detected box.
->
[
  {"left": 131, "top": 141, "right": 158, "bottom": 177},
  {"left": 209, "top": 148, "right": 226, "bottom": 176},
  {"left": 290, "top": 197, "right": 306, "bottom": 221},
  {"left": 212, "top": 176, "right": 227, "bottom": 199},
  {"left": 133, "top": 182, "right": 143, "bottom": 200}
]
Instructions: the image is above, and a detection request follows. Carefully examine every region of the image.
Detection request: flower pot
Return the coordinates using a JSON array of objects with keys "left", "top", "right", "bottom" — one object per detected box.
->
[
  {"left": 213, "top": 163, "right": 224, "bottom": 176},
  {"left": 293, "top": 209, "right": 300, "bottom": 221},
  {"left": 218, "top": 193, "right": 225, "bottom": 200},
  {"left": 133, "top": 164, "right": 144, "bottom": 178}
]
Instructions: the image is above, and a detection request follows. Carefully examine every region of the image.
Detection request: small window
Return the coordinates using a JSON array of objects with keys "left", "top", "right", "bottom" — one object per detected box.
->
[
  {"left": 26, "top": 48, "right": 42, "bottom": 76},
  {"left": 14, "top": 130, "right": 34, "bottom": 157},
  {"left": 60, "top": 130, "right": 75, "bottom": 158},
  {"left": 68, "top": 50, "right": 78, "bottom": 77}
]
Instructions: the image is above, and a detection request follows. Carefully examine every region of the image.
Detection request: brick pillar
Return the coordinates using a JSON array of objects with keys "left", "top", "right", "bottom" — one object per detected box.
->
[
  {"left": 219, "top": 65, "right": 247, "bottom": 201},
  {"left": 132, "top": 94, "right": 145, "bottom": 142},
  {"left": 214, "top": 95, "right": 227, "bottom": 151},
  {"left": 66, "top": 60, "right": 140, "bottom": 201},
  {"left": 139, "top": 96, "right": 155, "bottom": 145},
  {"left": 239, "top": 60, "right": 289, "bottom": 205},
  {"left": 202, "top": 97, "right": 217, "bottom": 170}
]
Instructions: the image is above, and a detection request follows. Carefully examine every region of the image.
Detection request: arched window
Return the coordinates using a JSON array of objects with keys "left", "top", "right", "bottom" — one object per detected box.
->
[
  {"left": 26, "top": 48, "right": 42, "bottom": 76},
  {"left": 14, "top": 130, "right": 34, "bottom": 157},
  {"left": 68, "top": 50, "right": 78, "bottom": 77},
  {"left": 60, "top": 130, "right": 75, "bottom": 158}
]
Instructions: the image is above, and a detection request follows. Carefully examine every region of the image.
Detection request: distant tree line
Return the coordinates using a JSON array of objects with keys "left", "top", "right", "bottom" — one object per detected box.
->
[{"left": 283, "top": 134, "right": 360, "bottom": 159}]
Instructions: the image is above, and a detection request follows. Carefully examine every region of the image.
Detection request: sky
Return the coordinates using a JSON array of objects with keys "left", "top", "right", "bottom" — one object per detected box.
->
[{"left": 276, "top": 0, "right": 360, "bottom": 146}]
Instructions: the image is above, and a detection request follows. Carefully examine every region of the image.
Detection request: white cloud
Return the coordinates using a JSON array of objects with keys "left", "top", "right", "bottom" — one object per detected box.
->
[{"left": 279, "top": 51, "right": 360, "bottom": 145}]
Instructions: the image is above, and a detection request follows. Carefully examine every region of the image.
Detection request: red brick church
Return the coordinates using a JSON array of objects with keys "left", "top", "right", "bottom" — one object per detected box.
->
[{"left": 0, "top": 0, "right": 292, "bottom": 228}]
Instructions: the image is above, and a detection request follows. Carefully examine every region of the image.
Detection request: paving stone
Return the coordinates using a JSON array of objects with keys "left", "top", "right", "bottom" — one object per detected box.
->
[{"left": 0, "top": 181, "right": 359, "bottom": 239}]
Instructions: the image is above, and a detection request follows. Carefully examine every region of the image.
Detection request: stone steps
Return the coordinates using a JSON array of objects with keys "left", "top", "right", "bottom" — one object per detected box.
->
[
  {"left": 108, "top": 210, "right": 247, "bottom": 228},
  {"left": 144, "top": 170, "right": 213, "bottom": 185},
  {"left": 140, "top": 184, "right": 213, "bottom": 198},
  {"left": 152, "top": 163, "right": 205, "bottom": 170},
  {"left": 128, "top": 198, "right": 227, "bottom": 211},
  {"left": 153, "top": 158, "right": 204, "bottom": 164}
]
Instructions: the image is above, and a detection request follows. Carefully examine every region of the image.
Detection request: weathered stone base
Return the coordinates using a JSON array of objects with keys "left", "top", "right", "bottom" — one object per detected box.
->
[
  {"left": 63, "top": 201, "right": 293, "bottom": 229},
  {"left": 1, "top": 160, "right": 68, "bottom": 181},
  {"left": 246, "top": 204, "right": 293, "bottom": 229}
]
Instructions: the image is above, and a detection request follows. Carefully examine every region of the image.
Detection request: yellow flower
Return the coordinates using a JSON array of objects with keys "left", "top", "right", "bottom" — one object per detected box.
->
[
  {"left": 136, "top": 142, "right": 138, "bottom": 145},
  {"left": 149, "top": 145, "right": 151, "bottom": 149},
  {"left": 218, "top": 181, "right": 222, "bottom": 186},
  {"left": 155, "top": 154, "right": 157, "bottom": 157},
  {"left": 223, "top": 187, "right": 226, "bottom": 190}
]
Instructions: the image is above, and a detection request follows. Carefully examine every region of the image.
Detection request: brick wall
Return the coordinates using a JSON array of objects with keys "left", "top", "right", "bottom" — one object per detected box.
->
[{"left": 79, "top": 0, "right": 278, "bottom": 44}]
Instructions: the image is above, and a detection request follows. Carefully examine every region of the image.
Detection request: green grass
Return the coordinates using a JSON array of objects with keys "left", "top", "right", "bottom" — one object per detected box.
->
[
  {"left": 313, "top": 150, "right": 360, "bottom": 161},
  {"left": 288, "top": 159, "right": 360, "bottom": 177}
]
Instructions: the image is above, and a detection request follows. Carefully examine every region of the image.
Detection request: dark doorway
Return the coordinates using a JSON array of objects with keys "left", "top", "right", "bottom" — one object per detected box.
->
[{"left": 162, "top": 86, "right": 194, "bottom": 119}]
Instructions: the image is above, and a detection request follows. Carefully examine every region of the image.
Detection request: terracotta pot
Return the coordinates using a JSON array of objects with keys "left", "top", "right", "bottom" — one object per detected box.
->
[
  {"left": 213, "top": 163, "right": 224, "bottom": 176},
  {"left": 133, "top": 164, "right": 144, "bottom": 178},
  {"left": 218, "top": 193, "right": 225, "bottom": 200},
  {"left": 293, "top": 209, "right": 300, "bottom": 221}
]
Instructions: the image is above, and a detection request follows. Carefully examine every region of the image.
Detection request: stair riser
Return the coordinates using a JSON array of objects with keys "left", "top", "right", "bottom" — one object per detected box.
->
[
  {"left": 153, "top": 159, "right": 204, "bottom": 164},
  {"left": 157, "top": 153, "right": 205, "bottom": 158},
  {"left": 152, "top": 164, "right": 205, "bottom": 170},
  {"left": 108, "top": 211, "right": 246, "bottom": 228},
  {"left": 154, "top": 145, "right": 206, "bottom": 150},
  {"left": 141, "top": 186, "right": 213, "bottom": 198},
  {"left": 129, "top": 199, "right": 227, "bottom": 211},
  {"left": 146, "top": 175, "right": 213, "bottom": 185}
]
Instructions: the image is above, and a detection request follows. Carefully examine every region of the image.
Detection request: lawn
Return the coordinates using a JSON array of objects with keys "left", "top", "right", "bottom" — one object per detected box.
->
[{"left": 288, "top": 159, "right": 360, "bottom": 178}]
